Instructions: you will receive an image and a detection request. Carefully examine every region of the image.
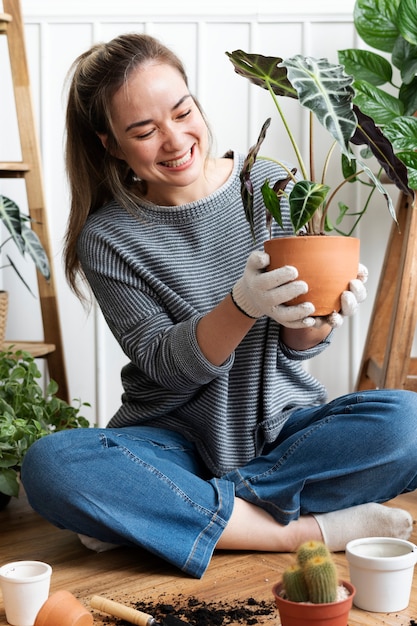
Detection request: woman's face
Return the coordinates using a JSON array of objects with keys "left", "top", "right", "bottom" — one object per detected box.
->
[{"left": 104, "top": 62, "right": 210, "bottom": 205}]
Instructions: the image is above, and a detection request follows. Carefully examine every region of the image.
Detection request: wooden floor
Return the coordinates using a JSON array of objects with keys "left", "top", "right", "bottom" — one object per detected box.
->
[{"left": 1, "top": 492, "right": 417, "bottom": 626}]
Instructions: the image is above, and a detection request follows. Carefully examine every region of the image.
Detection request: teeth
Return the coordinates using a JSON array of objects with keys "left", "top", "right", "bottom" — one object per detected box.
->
[{"left": 162, "top": 150, "right": 191, "bottom": 168}]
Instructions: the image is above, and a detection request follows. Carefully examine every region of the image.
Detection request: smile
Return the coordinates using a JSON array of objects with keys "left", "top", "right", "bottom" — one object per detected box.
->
[{"left": 160, "top": 149, "right": 192, "bottom": 168}]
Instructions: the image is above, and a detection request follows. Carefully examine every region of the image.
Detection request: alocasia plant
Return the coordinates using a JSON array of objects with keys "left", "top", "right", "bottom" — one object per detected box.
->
[{"left": 226, "top": 46, "right": 413, "bottom": 240}]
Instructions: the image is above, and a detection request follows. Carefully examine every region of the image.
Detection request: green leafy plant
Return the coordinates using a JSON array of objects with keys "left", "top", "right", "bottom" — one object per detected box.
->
[
  {"left": 226, "top": 26, "right": 414, "bottom": 240},
  {"left": 0, "top": 194, "right": 50, "bottom": 295},
  {"left": 0, "top": 348, "right": 90, "bottom": 498},
  {"left": 282, "top": 541, "right": 339, "bottom": 604},
  {"left": 338, "top": 0, "right": 417, "bottom": 190}
]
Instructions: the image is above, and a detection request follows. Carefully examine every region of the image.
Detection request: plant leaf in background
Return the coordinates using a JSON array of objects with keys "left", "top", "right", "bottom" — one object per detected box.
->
[
  {"left": 0, "top": 195, "right": 24, "bottom": 254},
  {"left": 398, "top": 0, "right": 417, "bottom": 46},
  {"left": 339, "top": 0, "right": 417, "bottom": 193},
  {"left": 0, "top": 194, "right": 50, "bottom": 293},
  {"left": 353, "top": 0, "right": 401, "bottom": 52}
]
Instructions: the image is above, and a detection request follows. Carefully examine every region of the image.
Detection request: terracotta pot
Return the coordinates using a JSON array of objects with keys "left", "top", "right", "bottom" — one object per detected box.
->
[
  {"left": 35, "top": 590, "right": 93, "bottom": 626},
  {"left": 264, "top": 236, "right": 360, "bottom": 316},
  {"left": 272, "top": 580, "right": 355, "bottom": 626}
]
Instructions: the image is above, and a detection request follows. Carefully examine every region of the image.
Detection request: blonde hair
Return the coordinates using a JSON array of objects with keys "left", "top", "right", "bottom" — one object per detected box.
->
[{"left": 64, "top": 33, "right": 210, "bottom": 299}]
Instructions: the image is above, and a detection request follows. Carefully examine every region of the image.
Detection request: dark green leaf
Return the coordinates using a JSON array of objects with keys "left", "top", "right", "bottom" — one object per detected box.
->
[
  {"left": 354, "top": 0, "right": 401, "bottom": 52},
  {"left": 282, "top": 55, "right": 356, "bottom": 154},
  {"left": 338, "top": 49, "right": 392, "bottom": 85},
  {"left": 353, "top": 80, "right": 404, "bottom": 124},
  {"left": 0, "top": 469, "right": 19, "bottom": 497},
  {"left": 261, "top": 181, "right": 284, "bottom": 229},
  {"left": 226, "top": 50, "right": 297, "bottom": 98},
  {"left": 399, "top": 76, "right": 417, "bottom": 114},
  {"left": 350, "top": 105, "right": 413, "bottom": 196},
  {"left": 392, "top": 36, "right": 417, "bottom": 83},
  {"left": 288, "top": 181, "right": 330, "bottom": 233},
  {"left": 341, "top": 154, "right": 358, "bottom": 181},
  {"left": 398, "top": 0, "right": 417, "bottom": 45}
]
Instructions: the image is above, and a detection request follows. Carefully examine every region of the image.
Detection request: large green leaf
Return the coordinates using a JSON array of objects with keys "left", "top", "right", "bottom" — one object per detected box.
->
[
  {"left": 282, "top": 56, "right": 357, "bottom": 156},
  {"left": 353, "top": 80, "right": 404, "bottom": 123},
  {"left": 338, "top": 49, "right": 392, "bottom": 85},
  {"left": 383, "top": 116, "right": 417, "bottom": 151},
  {"left": 354, "top": 0, "right": 401, "bottom": 52},
  {"left": 396, "top": 151, "right": 417, "bottom": 189},
  {"left": 398, "top": 0, "right": 417, "bottom": 46},
  {"left": 225, "top": 50, "right": 297, "bottom": 98},
  {"left": 392, "top": 37, "right": 417, "bottom": 83},
  {"left": 288, "top": 181, "right": 330, "bottom": 233},
  {"left": 399, "top": 76, "right": 417, "bottom": 114}
]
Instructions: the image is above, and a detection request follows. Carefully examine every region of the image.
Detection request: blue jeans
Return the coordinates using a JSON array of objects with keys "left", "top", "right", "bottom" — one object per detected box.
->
[{"left": 21, "top": 389, "right": 417, "bottom": 578}]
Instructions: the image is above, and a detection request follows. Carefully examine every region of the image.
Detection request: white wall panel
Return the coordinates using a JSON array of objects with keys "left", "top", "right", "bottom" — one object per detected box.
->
[{"left": 1, "top": 0, "right": 387, "bottom": 427}]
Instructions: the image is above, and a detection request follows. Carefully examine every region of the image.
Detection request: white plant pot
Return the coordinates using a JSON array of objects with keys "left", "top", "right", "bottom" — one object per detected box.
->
[{"left": 346, "top": 537, "right": 417, "bottom": 613}]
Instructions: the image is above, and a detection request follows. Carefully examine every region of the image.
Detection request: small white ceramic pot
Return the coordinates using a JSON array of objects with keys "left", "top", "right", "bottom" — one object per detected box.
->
[{"left": 346, "top": 537, "right": 417, "bottom": 612}]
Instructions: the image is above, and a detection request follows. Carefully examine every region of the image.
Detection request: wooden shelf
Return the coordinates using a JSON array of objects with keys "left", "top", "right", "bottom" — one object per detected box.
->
[
  {"left": 0, "top": 162, "right": 31, "bottom": 177},
  {"left": 2, "top": 341, "right": 56, "bottom": 358}
]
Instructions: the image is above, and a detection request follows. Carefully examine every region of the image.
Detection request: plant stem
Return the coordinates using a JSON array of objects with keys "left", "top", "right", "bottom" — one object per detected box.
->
[{"left": 266, "top": 82, "right": 309, "bottom": 180}]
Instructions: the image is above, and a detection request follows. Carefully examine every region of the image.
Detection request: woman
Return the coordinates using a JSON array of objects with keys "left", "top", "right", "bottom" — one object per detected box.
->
[{"left": 22, "top": 33, "right": 417, "bottom": 579}]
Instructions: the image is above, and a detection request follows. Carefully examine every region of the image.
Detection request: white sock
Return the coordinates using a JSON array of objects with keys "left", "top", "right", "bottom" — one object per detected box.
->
[
  {"left": 313, "top": 503, "right": 413, "bottom": 552},
  {"left": 77, "top": 533, "right": 119, "bottom": 553}
]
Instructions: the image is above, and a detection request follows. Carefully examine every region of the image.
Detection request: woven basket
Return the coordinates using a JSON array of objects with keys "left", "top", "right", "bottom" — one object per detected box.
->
[{"left": 0, "top": 291, "right": 9, "bottom": 347}]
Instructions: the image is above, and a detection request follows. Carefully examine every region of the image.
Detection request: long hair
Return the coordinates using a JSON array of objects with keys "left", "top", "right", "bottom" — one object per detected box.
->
[{"left": 63, "top": 33, "right": 208, "bottom": 300}]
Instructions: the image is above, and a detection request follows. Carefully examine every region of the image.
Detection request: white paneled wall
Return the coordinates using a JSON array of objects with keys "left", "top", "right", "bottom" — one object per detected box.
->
[{"left": 1, "top": 0, "right": 396, "bottom": 426}]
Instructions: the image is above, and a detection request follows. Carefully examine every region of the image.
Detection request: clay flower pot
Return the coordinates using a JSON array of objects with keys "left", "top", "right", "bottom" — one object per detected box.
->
[
  {"left": 272, "top": 580, "right": 355, "bottom": 626},
  {"left": 264, "top": 236, "right": 360, "bottom": 316},
  {"left": 35, "top": 590, "right": 93, "bottom": 626}
]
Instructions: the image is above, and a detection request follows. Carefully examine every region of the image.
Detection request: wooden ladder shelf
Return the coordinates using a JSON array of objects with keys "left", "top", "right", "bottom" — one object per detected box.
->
[
  {"left": 356, "top": 190, "right": 417, "bottom": 392},
  {"left": 0, "top": 0, "right": 69, "bottom": 400}
]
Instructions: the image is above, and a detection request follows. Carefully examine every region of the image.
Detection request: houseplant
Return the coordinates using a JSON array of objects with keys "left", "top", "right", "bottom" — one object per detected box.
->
[
  {"left": 272, "top": 540, "right": 355, "bottom": 626},
  {"left": 338, "top": 0, "right": 417, "bottom": 190},
  {"left": 0, "top": 347, "right": 90, "bottom": 507},
  {"left": 226, "top": 36, "right": 414, "bottom": 315},
  {"left": 0, "top": 193, "right": 50, "bottom": 343}
]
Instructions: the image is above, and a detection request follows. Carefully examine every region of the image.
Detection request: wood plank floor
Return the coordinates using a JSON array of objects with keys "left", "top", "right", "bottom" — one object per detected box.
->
[{"left": 1, "top": 491, "right": 417, "bottom": 626}]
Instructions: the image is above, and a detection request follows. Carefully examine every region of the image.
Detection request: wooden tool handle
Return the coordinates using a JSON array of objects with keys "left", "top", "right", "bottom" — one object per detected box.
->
[{"left": 90, "top": 595, "right": 155, "bottom": 626}]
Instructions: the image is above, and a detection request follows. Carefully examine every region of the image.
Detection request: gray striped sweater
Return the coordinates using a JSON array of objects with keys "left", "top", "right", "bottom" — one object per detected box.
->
[{"left": 78, "top": 153, "right": 330, "bottom": 476}]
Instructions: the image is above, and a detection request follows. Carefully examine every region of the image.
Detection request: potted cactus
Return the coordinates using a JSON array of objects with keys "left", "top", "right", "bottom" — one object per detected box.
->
[{"left": 272, "top": 541, "right": 355, "bottom": 626}]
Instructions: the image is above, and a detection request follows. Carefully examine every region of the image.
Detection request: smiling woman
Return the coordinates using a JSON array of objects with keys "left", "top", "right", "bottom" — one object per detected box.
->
[{"left": 19, "top": 31, "right": 417, "bottom": 580}]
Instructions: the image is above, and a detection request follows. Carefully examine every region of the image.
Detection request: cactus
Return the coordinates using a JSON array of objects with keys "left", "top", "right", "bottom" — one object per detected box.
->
[
  {"left": 282, "top": 564, "right": 310, "bottom": 602},
  {"left": 296, "top": 540, "right": 331, "bottom": 566},
  {"left": 303, "top": 555, "right": 338, "bottom": 603},
  {"left": 282, "top": 541, "right": 339, "bottom": 604}
]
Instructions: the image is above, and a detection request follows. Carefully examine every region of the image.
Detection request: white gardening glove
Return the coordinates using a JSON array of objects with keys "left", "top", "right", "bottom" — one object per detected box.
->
[
  {"left": 311, "top": 263, "right": 368, "bottom": 329},
  {"left": 231, "top": 250, "right": 317, "bottom": 329}
]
